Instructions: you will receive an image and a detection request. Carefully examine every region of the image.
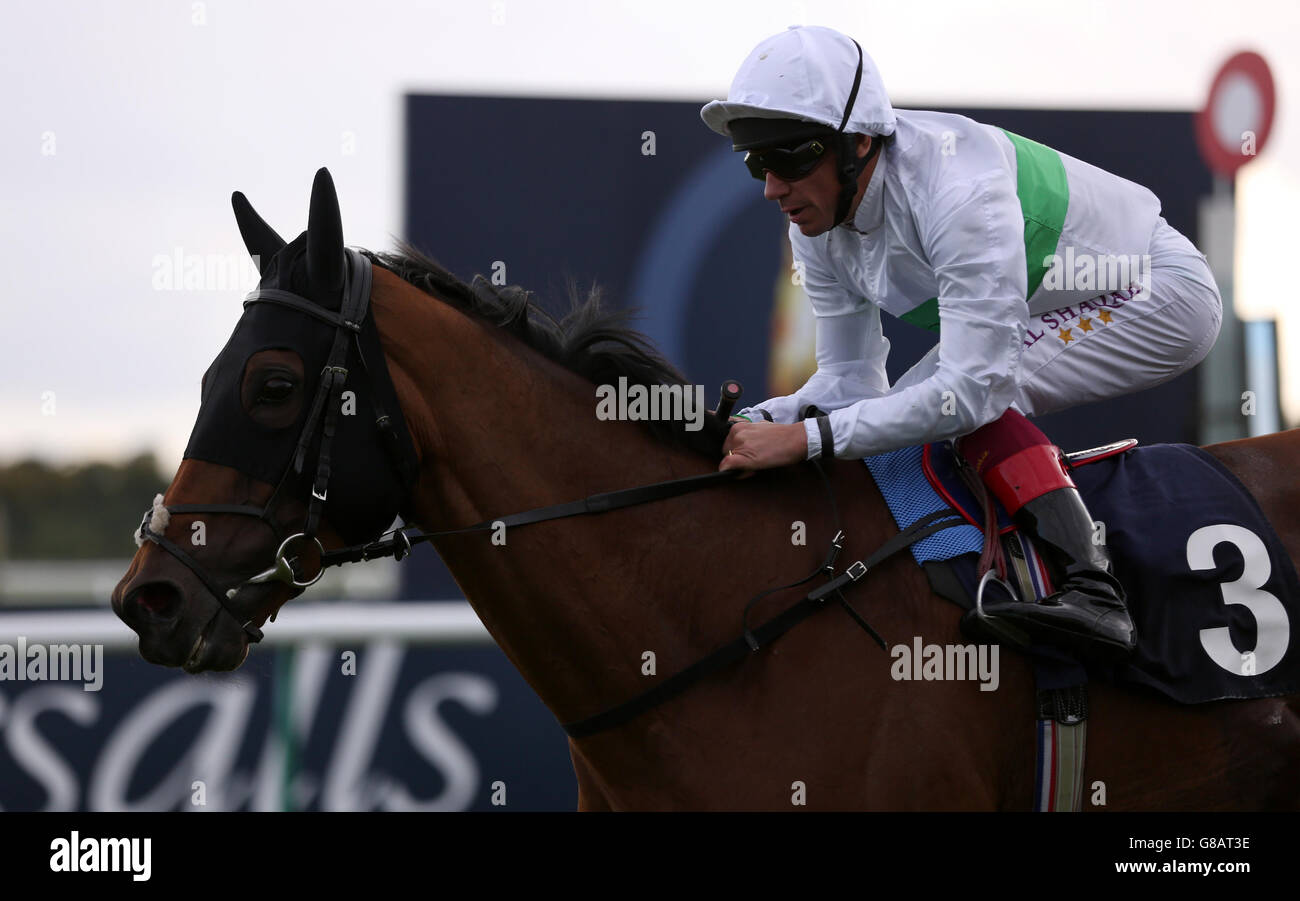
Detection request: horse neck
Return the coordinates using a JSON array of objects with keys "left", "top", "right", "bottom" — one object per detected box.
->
[{"left": 370, "top": 270, "right": 728, "bottom": 721}]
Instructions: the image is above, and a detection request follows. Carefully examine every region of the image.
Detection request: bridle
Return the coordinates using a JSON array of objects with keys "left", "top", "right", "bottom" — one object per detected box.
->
[{"left": 136, "top": 248, "right": 412, "bottom": 642}]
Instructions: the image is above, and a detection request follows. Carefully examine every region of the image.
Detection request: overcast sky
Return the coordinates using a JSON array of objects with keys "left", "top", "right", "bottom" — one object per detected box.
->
[{"left": 2, "top": 0, "right": 1297, "bottom": 468}]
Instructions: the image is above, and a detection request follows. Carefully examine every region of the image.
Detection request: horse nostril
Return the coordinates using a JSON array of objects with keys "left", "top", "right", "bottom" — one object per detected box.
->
[{"left": 127, "top": 581, "right": 183, "bottom": 620}]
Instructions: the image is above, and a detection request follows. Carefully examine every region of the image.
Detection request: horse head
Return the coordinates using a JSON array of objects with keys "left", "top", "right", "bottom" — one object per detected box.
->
[{"left": 111, "top": 168, "right": 418, "bottom": 673}]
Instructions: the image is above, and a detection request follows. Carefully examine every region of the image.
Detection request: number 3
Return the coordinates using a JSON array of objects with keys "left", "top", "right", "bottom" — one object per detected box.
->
[{"left": 1186, "top": 524, "right": 1290, "bottom": 675}]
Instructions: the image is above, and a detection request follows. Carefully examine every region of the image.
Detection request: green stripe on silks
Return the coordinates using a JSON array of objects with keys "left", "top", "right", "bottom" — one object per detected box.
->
[
  {"left": 900, "top": 296, "right": 940, "bottom": 331},
  {"left": 898, "top": 129, "right": 1069, "bottom": 335},
  {"left": 1001, "top": 127, "right": 1069, "bottom": 300}
]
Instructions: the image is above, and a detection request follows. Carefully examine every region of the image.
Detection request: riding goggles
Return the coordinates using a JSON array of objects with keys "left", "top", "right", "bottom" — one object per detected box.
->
[{"left": 743, "top": 139, "right": 828, "bottom": 182}]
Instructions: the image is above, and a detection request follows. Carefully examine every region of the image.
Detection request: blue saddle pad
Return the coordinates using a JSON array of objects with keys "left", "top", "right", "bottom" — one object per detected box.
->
[
  {"left": 863, "top": 444, "right": 985, "bottom": 563},
  {"left": 864, "top": 442, "right": 1300, "bottom": 703}
]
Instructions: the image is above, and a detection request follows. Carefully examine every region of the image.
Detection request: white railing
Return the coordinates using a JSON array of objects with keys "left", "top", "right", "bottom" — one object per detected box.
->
[
  {"left": 0, "top": 601, "right": 491, "bottom": 649},
  {"left": 0, "top": 558, "right": 403, "bottom": 606}
]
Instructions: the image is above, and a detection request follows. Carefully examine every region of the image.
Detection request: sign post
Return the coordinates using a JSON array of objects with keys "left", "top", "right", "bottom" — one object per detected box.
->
[{"left": 1195, "top": 51, "right": 1276, "bottom": 442}]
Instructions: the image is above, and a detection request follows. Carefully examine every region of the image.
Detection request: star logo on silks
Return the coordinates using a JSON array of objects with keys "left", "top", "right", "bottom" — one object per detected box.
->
[
  {"left": 1059, "top": 328, "right": 1074, "bottom": 345},
  {"left": 1098, "top": 309, "right": 1113, "bottom": 324},
  {"left": 1078, "top": 317, "right": 1094, "bottom": 333}
]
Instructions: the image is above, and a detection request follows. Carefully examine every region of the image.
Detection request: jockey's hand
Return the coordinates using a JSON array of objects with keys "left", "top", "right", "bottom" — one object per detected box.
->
[{"left": 720, "top": 421, "right": 807, "bottom": 475}]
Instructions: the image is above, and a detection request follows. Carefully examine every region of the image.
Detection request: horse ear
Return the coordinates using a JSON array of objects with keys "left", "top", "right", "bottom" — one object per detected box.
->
[
  {"left": 306, "top": 167, "right": 344, "bottom": 294},
  {"left": 231, "top": 191, "right": 285, "bottom": 276}
]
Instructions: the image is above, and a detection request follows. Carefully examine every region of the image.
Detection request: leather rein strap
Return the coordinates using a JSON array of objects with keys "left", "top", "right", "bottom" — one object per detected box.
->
[{"left": 317, "top": 469, "right": 748, "bottom": 566}]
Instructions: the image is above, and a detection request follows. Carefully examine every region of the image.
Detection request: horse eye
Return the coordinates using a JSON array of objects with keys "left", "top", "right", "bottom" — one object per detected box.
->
[{"left": 257, "top": 377, "right": 295, "bottom": 404}]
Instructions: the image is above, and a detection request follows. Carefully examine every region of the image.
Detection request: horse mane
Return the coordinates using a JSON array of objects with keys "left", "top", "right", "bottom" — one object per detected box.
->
[{"left": 362, "top": 242, "right": 727, "bottom": 457}]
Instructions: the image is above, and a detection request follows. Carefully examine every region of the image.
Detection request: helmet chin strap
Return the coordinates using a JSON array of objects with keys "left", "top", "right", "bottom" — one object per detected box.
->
[
  {"left": 832, "top": 133, "right": 881, "bottom": 228},
  {"left": 829, "top": 37, "right": 877, "bottom": 230}
]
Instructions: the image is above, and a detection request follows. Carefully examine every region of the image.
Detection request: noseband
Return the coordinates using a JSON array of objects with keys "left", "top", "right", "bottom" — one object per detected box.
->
[{"left": 136, "top": 249, "right": 408, "bottom": 642}]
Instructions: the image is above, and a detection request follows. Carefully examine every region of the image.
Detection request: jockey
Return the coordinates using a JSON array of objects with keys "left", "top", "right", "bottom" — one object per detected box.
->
[{"left": 703, "top": 25, "right": 1223, "bottom": 663}]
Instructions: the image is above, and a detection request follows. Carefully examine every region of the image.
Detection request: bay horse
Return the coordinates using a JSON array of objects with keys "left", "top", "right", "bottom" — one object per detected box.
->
[{"left": 112, "top": 169, "right": 1300, "bottom": 810}]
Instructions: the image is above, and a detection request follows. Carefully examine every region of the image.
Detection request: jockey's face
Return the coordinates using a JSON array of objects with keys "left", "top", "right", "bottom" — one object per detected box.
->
[{"left": 763, "top": 134, "right": 875, "bottom": 237}]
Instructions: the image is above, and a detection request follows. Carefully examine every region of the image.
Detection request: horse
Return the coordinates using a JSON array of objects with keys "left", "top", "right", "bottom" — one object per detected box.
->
[{"left": 112, "top": 168, "right": 1300, "bottom": 810}]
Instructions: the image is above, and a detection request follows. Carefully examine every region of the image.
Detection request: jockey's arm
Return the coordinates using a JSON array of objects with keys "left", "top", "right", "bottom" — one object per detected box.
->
[
  {"left": 818, "top": 170, "right": 1029, "bottom": 458},
  {"left": 735, "top": 302, "right": 892, "bottom": 425}
]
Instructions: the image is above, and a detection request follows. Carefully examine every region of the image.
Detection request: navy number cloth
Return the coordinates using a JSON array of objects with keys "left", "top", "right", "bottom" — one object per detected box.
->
[{"left": 866, "top": 443, "right": 1300, "bottom": 703}]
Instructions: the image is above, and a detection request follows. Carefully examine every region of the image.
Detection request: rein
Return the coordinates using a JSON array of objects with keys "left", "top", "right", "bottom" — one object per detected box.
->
[{"left": 317, "top": 470, "right": 745, "bottom": 566}]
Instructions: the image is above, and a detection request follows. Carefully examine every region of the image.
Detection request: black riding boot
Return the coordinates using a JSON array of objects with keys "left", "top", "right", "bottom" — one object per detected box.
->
[{"left": 962, "top": 486, "right": 1137, "bottom": 662}]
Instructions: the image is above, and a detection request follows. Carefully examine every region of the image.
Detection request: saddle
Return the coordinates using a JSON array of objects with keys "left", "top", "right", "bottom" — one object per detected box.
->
[{"left": 865, "top": 438, "right": 1300, "bottom": 705}]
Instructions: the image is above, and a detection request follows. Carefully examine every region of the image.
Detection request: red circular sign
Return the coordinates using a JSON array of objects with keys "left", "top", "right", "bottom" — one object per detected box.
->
[{"left": 1195, "top": 51, "right": 1275, "bottom": 176}]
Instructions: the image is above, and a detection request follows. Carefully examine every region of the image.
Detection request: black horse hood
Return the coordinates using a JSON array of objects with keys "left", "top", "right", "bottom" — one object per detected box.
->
[{"left": 183, "top": 238, "right": 418, "bottom": 545}]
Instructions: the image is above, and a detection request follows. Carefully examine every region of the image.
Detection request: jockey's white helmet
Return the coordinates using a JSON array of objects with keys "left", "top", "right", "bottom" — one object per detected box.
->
[{"left": 700, "top": 25, "right": 896, "bottom": 143}]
